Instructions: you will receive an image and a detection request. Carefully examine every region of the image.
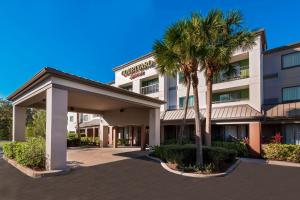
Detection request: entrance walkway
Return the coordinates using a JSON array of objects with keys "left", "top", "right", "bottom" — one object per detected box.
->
[{"left": 67, "top": 147, "right": 147, "bottom": 167}]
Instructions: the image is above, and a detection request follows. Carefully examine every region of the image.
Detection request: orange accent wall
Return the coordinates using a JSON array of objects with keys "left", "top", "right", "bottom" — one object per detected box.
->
[{"left": 249, "top": 122, "right": 261, "bottom": 157}]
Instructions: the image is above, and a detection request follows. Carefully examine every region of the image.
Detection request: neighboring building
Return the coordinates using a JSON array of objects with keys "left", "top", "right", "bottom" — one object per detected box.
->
[
  {"left": 67, "top": 29, "right": 300, "bottom": 153},
  {"left": 262, "top": 42, "right": 300, "bottom": 145}
]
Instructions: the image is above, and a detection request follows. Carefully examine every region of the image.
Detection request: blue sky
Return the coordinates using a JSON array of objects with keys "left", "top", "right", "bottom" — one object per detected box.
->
[{"left": 0, "top": 0, "right": 299, "bottom": 98}]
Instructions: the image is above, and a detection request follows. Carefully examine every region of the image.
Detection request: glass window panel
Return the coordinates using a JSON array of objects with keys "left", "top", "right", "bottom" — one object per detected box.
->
[
  {"left": 282, "top": 52, "right": 300, "bottom": 68},
  {"left": 283, "top": 86, "right": 300, "bottom": 102}
]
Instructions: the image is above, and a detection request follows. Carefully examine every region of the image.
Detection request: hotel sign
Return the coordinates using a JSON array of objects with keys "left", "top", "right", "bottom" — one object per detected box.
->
[{"left": 121, "top": 60, "right": 155, "bottom": 80}]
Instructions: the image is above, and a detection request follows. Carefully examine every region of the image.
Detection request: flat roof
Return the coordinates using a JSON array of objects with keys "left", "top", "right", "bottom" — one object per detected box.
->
[
  {"left": 112, "top": 29, "right": 266, "bottom": 72},
  {"left": 264, "top": 41, "right": 300, "bottom": 55},
  {"left": 112, "top": 52, "right": 153, "bottom": 72},
  {"left": 7, "top": 67, "right": 166, "bottom": 105}
]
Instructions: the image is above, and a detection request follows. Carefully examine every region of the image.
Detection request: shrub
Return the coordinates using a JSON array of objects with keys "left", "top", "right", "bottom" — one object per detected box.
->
[
  {"left": 67, "top": 132, "right": 80, "bottom": 147},
  {"left": 262, "top": 144, "right": 300, "bottom": 163},
  {"left": 164, "top": 138, "right": 193, "bottom": 145},
  {"left": 212, "top": 141, "right": 249, "bottom": 157},
  {"left": 14, "top": 137, "right": 45, "bottom": 169},
  {"left": 3, "top": 138, "right": 45, "bottom": 169},
  {"left": 151, "top": 144, "right": 237, "bottom": 172},
  {"left": 3, "top": 142, "right": 19, "bottom": 159}
]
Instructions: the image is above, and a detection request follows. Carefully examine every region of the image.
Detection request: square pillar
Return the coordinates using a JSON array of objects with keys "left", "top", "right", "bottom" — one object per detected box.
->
[
  {"left": 46, "top": 87, "right": 68, "bottom": 171},
  {"left": 149, "top": 108, "right": 160, "bottom": 146},
  {"left": 108, "top": 126, "right": 113, "bottom": 145},
  {"left": 113, "top": 127, "right": 118, "bottom": 148},
  {"left": 249, "top": 122, "right": 261, "bottom": 157},
  {"left": 99, "top": 125, "right": 109, "bottom": 148},
  {"left": 12, "top": 105, "right": 26, "bottom": 141}
]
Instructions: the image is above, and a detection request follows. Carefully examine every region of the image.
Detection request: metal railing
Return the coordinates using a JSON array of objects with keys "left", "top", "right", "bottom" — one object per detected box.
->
[
  {"left": 140, "top": 83, "right": 159, "bottom": 95},
  {"left": 213, "top": 66, "right": 249, "bottom": 84}
]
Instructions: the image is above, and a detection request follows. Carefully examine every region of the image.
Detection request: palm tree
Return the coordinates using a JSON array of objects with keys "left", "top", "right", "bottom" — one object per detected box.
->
[
  {"left": 153, "top": 16, "right": 203, "bottom": 166},
  {"left": 197, "top": 10, "right": 256, "bottom": 146}
]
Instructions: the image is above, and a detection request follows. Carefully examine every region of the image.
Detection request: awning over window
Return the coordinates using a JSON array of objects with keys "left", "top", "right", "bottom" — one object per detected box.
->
[
  {"left": 264, "top": 102, "right": 300, "bottom": 119},
  {"left": 161, "top": 104, "right": 262, "bottom": 122}
]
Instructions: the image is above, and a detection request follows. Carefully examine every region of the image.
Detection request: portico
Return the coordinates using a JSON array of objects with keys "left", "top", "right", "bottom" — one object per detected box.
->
[{"left": 8, "top": 67, "right": 164, "bottom": 171}]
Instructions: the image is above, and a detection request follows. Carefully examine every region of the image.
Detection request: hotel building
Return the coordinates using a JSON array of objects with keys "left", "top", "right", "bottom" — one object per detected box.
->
[{"left": 68, "top": 29, "right": 300, "bottom": 154}]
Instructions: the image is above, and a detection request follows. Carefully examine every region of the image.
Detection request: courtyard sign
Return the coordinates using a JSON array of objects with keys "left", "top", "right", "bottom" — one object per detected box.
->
[{"left": 121, "top": 60, "right": 155, "bottom": 80}]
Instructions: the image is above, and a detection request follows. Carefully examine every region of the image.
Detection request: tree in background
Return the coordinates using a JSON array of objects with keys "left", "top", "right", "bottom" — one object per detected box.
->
[
  {"left": 0, "top": 99, "right": 12, "bottom": 140},
  {"left": 26, "top": 109, "right": 46, "bottom": 138}
]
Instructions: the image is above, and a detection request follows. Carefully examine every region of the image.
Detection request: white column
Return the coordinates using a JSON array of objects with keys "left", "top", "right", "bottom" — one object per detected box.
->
[
  {"left": 12, "top": 105, "right": 26, "bottom": 141},
  {"left": 99, "top": 124, "right": 104, "bottom": 147},
  {"left": 46, "top": 87, "right": 68, "bottom": 171},
  {"left": 149, "top": 108, "right": 160, "bottom": 146}
]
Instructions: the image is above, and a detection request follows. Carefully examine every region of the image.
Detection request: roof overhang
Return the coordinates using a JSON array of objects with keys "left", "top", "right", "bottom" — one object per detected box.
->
[
  {"left": 7, "top": 67, "right": 165, "bottom": 115},
  {"left": 8, "top": 67, "right": 165, "bottom": 106}
]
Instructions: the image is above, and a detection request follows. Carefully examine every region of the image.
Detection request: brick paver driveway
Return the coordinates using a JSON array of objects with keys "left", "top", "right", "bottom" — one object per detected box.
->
[{"left": 0, "top": 149, "right": 299, "bottom": 200}]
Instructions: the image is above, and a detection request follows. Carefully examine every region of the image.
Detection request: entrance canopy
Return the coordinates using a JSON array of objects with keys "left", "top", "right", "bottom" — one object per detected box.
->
[{"left": 8, "top": 67, "right": 165, "bottom": 171}]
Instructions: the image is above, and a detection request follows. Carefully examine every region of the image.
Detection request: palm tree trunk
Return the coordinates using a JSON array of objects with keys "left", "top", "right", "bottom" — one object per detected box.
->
[
  {"left": 205, "top": 75, "right": 213, "bottom": 146},
  {"left": 179, "top": 77, "right": 191, "bottom": 144},
  {"left": 191, "top": 72, "right": 203, "bottom": 167}
]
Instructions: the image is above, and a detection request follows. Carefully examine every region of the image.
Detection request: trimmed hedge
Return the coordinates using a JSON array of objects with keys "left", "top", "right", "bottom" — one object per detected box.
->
[
  {"left": 262, "top": 144, "right": 300, "bottom": 163},
  {"left": 67, "top": 132, "right": 80, "bottom": 147},
  {"left": 212, "top": 141, "right": 249, "bottom": 157},
  {"left": 3, "top": 137, "right": 45, "bottom": 169},
  {"left": 151, "top": 144, "right": 237, "bottom": 172}
]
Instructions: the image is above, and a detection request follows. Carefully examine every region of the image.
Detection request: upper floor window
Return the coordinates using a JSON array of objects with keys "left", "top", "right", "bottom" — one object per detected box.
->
[
  {"left": 140, "top": 78, "right": 159, "bottom": 95},
  {"left": 213, "top": 59, "right": 249, "bottom": 84},
  {"left": 212, "top": 88, "right": 249, "bottom": 104},
  {"left": 178, "top": 72, "right": 185, "bottom": 84},
  {"left": 69, "top": 116, "right": 74, "bottom": 122},
  {"left": 83, "top": 115, "right": 89, "bottom": 121},
  {"left": 282, "top": 86, "right": 300, "bottom": 102},
  {"left": 282, "top": 52, "right": 300, "bottom": 69},
  {"left": 179, "top": 96, "right": 194, "bottom": 108}
]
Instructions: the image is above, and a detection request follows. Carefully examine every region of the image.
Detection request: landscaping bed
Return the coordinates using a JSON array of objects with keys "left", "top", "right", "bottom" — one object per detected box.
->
[
  {"left": 150, "top": 144, "right": 238, "bottom": 174},
  {"left": 262, "top": 143, "right": 300, "bottom": 163}
]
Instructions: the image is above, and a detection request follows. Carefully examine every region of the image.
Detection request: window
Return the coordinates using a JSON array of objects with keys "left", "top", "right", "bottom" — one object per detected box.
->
[
  {"left": 83, "top": 115, "right": 89, "bottom": 121},
  {"left": 212, "top": 88, "right": 249, "bottom": 103},
  {"left": 282, "top": 86, "right": 300, "bottom": 102},
  {"left": 69, "top": 116, "right": 74, "bottom": 122},
  {"left": 282, "top": 52, "right": 300, "bottom": 69},
  {"left": 140, "top": 78, "right": 159, "bottom": 94},
  {"left": 285, "top": 124, "right": 300, "bottom": 145},
  {"left": 93, "top": 114, "right": 100, "bottom": 118},
  {"left": 178, "top": 72, "right": 185, "bottom": 84},
  {"left": 213, "top": 59, "right": 249, "bottom": 83},
  {"left": 179, "top": 96, "right": 194, "bottom": 108}
]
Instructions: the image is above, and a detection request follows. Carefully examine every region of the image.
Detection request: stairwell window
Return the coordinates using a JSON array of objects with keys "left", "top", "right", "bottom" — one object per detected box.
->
[
  {"left": 282, "top": 86, "right": 300, "bottom": 102},
  {"left": 282, "top": 52, "right": 300, "bottom": 69}
]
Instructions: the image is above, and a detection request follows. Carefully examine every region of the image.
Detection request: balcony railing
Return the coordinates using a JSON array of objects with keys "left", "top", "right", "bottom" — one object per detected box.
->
[
  {"left": 213, "top": 66, "right": 249, "bottom": 84},
  {"left": 140, "top": 83, "right": 159, "bottom": 95}
]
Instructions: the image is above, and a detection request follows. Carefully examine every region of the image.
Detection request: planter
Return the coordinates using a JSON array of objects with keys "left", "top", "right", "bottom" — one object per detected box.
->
[
  {"left": 3, "top": 156, "right": 71, "bottom": 178},
  {"left": 146, "top": 154, "right": 241, "bottom": 178}
]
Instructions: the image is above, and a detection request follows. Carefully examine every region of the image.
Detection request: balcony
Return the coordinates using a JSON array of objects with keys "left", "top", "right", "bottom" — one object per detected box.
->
[
  {"left": 213, "top": 66, "right": 249, "bottom": 84},
  {"left": 140, "top": 83, "right": 159, "bottom": 95}
]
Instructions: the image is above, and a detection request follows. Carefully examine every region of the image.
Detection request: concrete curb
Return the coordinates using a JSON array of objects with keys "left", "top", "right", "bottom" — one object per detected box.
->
[
  {"left": 146, "top": 154, "right": 241, "bottom": 178},
  {"left": 240, "top": 158, "right": 300, "bottom": 168},
  {"left": 3, "top": 156, "right": 71, "bottom": 178}
]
